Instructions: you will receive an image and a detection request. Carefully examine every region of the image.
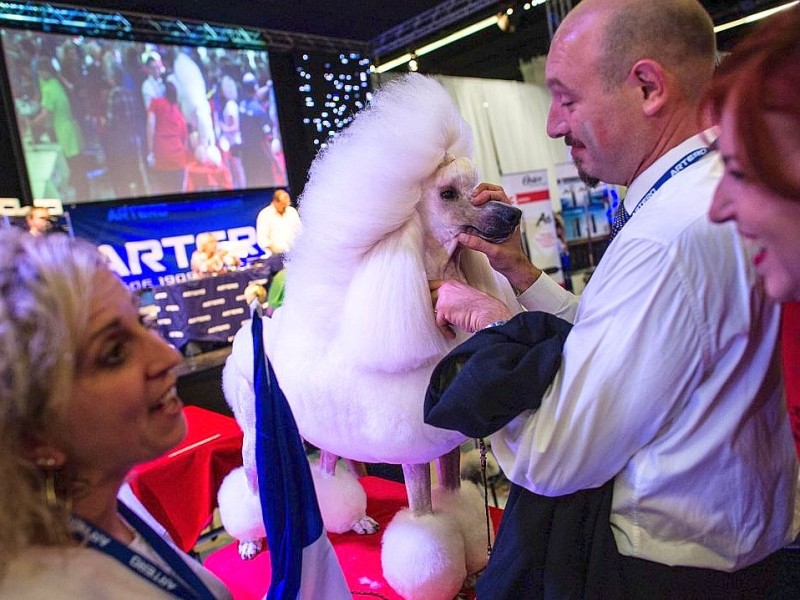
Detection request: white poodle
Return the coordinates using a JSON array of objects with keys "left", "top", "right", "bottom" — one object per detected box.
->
[{"left": 222, "top": 73, "right": 523, "bottom": 600}]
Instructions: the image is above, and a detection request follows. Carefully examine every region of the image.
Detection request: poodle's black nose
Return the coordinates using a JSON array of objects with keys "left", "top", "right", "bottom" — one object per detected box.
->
[
  {"left": 470, "top": 201, "right": 523, "bottom": 243},
  {"left": 495, "top": 202, "right": 522, "bottom": 228}
]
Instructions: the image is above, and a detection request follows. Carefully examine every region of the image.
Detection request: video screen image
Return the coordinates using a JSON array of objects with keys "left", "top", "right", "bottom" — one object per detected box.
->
[{"left": 0, "top": 28, "right": 288, "bottom": 203}]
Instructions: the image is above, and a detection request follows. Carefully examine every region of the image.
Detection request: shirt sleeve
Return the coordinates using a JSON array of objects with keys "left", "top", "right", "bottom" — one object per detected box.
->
[
  {"left": 255, "top": 208, "right": 270, "bottom": 252},
  {"left": 492, "top": 237, "right": 708, "bottom": 495},
  {"left": 517, "top": 272, "right": 579, "bottom": 322}
]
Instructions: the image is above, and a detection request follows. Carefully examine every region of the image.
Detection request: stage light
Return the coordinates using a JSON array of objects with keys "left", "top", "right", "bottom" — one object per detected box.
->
[
  {"left": 374, "top": 15, "right": 498, "bottom": 73},
  {"left": 373, "top": 0, "right": 793, "bottom": 75},
  {"left": 713, "top": 1, "right": 798, "bottom": 33},
  {"left": 416, "top": 15, "right": 499, "bottom": 56}
]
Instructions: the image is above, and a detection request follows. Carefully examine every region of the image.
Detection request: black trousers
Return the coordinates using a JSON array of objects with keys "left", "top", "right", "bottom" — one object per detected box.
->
[{"left": 618, "top": 551, "right": 781, "bottom": 600}]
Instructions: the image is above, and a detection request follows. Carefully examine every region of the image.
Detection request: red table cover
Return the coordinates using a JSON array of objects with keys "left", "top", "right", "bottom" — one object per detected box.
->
[{"left": 128, "top": 406, "right": 244, "bottom": 551}]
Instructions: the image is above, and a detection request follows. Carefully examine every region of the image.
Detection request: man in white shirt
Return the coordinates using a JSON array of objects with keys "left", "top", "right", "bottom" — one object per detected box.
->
[
  {"left": 256, "top": 189, "right": 302, "bottom": 257},
  {"left": 431, "top": 0, "right": 797, "bottom": 595},
  {"left": 140, "top": 54, "right": 165, "bottom": 112}
]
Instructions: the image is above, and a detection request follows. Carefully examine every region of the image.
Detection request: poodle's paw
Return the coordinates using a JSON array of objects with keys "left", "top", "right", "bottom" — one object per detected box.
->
[
  {"left": 381, "top": 509, "right": 466, "bottom": 600},
  {"left": 238, "top": 539, "right": 263, "bottom": 560},
  {"left": 352, "top": 515, "right": 380, "bottom": 535}
]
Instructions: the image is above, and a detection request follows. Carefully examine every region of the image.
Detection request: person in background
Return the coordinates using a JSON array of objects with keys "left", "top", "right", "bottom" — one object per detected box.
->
[
  {"left": 140, "top": 53, "right": 165, "bottom": 113},
  {"left": 255, "top": 188, "right": 302, "bottom": 257},
  {"left": 102, "top": 64, "right": 146, "bottom": 199},
  {"left": 190, "top": 232, "right": 241, "bottom": 276},
  {"left": 0, "top": 229, "right": 232, "bottom": 599},
  {"left": 25, "top": 206, "right": 52, "bottom": 237},
  {"left": 430, "top": 0, "right": 796, "bottom": 595},
  {"left": 238, "top": 73, "right": 279, "bottom": 189},
  {"left": 32, "top": 58, "right": 86, "bottom": 201},
  {"left": 146, "top": 80, "right": 189, "bottom": 196}
]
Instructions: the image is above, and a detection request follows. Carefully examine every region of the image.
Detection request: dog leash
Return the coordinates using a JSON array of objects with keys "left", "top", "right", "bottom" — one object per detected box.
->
[{"left": 478, "top": 437, "right": 494, "bottom": 558}]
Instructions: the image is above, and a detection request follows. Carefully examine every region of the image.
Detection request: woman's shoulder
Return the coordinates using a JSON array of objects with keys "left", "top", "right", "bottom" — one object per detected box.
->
[{"left": 0, "top": 546, "right": 173, "bottom": 599}]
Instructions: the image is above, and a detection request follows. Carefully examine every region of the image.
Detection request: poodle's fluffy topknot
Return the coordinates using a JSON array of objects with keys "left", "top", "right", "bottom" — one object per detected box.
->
[{"left": 292, "top": 73, "right": 473, "bottom": 264}]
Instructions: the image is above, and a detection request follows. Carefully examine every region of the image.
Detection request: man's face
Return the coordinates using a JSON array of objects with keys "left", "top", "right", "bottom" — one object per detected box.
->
[
  {"left": 545, "top": 18, "right": 638, "bottom": 187},
  {"left": 147, "top": 59, "right": 162, "bottom": 79},
  {"left": 274, "top": 192, "right": 290, "bottom": 214},
  {"left": 28, "top": 209, "right": 51, "bottom": 235}
]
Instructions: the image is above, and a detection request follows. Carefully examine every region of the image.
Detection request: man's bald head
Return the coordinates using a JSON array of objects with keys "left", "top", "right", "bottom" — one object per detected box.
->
[{"left": 558, "top": 0, "right": 716, "bottom": 101}]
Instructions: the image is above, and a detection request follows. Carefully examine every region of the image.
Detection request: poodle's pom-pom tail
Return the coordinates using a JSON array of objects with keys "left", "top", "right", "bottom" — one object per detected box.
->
[
  {"left": 432, "top": 482, "right": 493, "bottom": 576},
  {"left": 309, "top": 458, "right": 368, "bottom": 534},
  {"left": 217, "top": 466, "right": 266, "bottom": 542},
  {"left": 381, "top": 509, "right": 466, "bottom": 600}
]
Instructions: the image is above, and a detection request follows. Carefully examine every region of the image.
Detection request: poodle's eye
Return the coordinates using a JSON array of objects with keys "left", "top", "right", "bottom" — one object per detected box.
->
[{"left": 440, "top": 188, "right": 458, "bottom": 201}]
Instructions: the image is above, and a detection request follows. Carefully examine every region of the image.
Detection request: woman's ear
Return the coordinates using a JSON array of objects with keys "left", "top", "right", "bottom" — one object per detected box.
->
[
  {"left": 627, "top": 59, "right": 668, "bottom": 116},
  {"left": 29, "top": 443, "right": 67, "bottom": 469}
]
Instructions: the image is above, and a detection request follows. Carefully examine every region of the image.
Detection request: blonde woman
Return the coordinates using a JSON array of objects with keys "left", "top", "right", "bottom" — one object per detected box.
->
[{"left": 0, "top": 229, "right": 232, "bottom": 598}]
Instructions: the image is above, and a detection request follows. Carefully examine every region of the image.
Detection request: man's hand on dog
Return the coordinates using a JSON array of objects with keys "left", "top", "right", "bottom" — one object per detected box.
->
[
  {"left": 459, "top": 182, "right": 544, "bottom": 295},
  {"left": 430, "top": 279, "right": 513, "bottom": 337}
]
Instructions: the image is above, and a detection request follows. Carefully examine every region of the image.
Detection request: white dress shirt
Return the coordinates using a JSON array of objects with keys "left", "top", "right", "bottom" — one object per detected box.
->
[
  {"left": 494, "top": 132, "right": 798, "bottom": 571},
  {"left": 256, "top": 203, "right": 302, "bottom": 257}
]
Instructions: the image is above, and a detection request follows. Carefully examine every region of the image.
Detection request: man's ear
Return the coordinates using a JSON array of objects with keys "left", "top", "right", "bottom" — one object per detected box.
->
[{"left": 627, "top": 59, "right": 668, "bottom": 116}]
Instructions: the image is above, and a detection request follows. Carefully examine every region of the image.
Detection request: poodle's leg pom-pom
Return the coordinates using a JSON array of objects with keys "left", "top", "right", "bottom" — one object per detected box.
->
[
  {"left": 432, "top": 481, "right": 492, "bottom": 576},
  {"left": 310, "top": 458, "right": 377, "bottom": 534},
  {"left": 381, "top": 508, "right": 466, "bottom": 600},
  {"left": 217, "top": 466, "right": 267, "bottom": 560}
]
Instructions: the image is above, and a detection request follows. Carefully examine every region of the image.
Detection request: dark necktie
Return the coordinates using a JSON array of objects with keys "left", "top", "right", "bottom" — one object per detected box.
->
[{"left": 608, "top": 199, "right": 629, "bottom": 241}]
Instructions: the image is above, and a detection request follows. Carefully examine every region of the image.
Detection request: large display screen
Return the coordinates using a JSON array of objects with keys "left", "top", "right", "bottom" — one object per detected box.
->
[{"left": 0, "top": 28, "right": 288, "bottom": 203}]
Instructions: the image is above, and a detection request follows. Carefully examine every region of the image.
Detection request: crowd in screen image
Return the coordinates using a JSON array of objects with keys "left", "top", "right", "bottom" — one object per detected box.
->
[{"left": 0, "top": 28, "right": 289, "bottom": 203}]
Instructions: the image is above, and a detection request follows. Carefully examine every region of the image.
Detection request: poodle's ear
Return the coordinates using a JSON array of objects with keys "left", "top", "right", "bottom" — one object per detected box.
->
[{"left": 337, "top": 216, "right": 452, "bottom": 373}]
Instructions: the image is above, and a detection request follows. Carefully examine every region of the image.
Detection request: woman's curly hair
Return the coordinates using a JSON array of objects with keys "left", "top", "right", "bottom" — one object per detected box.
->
[{"left": 0, "top": 229, "right": 106, "bottom": 572}]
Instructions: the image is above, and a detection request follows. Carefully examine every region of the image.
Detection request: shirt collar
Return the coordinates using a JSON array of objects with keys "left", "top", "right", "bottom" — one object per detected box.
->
[{"left": 624, "top": 128, "right": 717, "bottom": 217}]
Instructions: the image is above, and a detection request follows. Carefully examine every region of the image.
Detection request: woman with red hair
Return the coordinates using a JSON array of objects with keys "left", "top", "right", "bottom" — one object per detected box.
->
[{"left": 707, "top": 6, "right": 800, "bottom": 459}]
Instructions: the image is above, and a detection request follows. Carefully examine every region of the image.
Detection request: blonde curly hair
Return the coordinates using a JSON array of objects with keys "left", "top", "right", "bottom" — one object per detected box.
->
[{"left": 0, "top": 229, "right": 106, "bottom": 571}]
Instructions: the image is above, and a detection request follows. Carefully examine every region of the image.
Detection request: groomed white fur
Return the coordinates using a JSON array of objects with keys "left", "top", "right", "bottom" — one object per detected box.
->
[
  {"left": 308, "top": 458, "right": 369, "bottom": 534},
  {"left": 217, "top": 459, "right": 370, "bottom": 543},
  {"left": 261, "top": 73, "right": 519, "bottom": 464},
  {"left": 432, "top": 482, "right": 494, "bottom": 575},
  {"left": 217, "top": 466, "right": 265, "bottom": 556},
  {"left": 381, "top": 509, "right": 466, "bottom": 600},
  {"left": 222, "top": 74, "right": 522, "bottom": 598}
]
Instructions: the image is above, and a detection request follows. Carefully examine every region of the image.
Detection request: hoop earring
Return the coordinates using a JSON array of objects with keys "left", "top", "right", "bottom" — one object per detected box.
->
[
  {"left": 36, "top": 457, "right": 66, "bottom": 511},
  {"left": 44, "top": 469, "right": 59, "bottom": 509}
]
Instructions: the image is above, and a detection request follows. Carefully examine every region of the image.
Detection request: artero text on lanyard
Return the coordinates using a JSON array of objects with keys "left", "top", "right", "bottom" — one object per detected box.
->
[
  {"left": 70, "top": 501, "right": 216, "bottom": 599},
  {"left": 630, "top": 146, "right": 712, "bottom": 216}
]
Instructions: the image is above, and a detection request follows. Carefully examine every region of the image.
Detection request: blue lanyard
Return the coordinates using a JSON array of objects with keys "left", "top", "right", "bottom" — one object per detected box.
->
[
  {"left": 71, "top": 501, "right": 216, "bottom": 600},
  {"left": 630, "top": 146, "right": 712, "bottom": 217}
]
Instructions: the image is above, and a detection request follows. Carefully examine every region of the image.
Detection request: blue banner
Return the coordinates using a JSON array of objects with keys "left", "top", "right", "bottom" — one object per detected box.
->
[{"left": 69, "top": 193, "right": 270, "bottom": 290}]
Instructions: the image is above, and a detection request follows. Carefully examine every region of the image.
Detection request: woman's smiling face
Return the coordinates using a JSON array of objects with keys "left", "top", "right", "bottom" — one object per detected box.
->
[
  {"left": 709, "top": 105, "right": 800, "bottom": 302},
  {"left": 59, "top": 269, "right": 186, "bottom": 480}
]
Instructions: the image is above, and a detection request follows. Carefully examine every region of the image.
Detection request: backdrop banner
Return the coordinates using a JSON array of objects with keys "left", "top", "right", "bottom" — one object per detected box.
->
[
  {"left": 69, "top": 193, "right": 270, "bottom": 290},
  {"left": 501, "top": 169, "right": 563, "bottom": 285}
]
